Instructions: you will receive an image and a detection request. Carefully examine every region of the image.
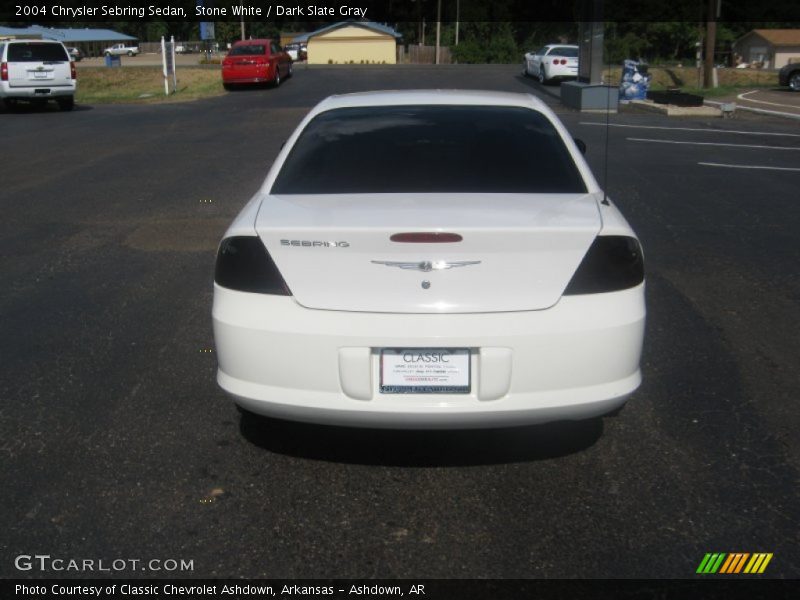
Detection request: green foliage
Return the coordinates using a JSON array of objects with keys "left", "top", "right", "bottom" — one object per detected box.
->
[
  {"left": 451, "top": 22, "right": 519, "bottom": 64},
  {"left": 603, "top": 22, "right": 767, "bottom": 64},
  {"left": 518, "top": 23, "right": 579, "bottom": 54}
]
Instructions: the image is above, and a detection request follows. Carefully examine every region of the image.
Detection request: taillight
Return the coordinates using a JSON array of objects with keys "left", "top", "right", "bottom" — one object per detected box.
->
[
  {"left": 215, "top": 236, "right": 291, "bottom": 295},
  {"left": 1, "top": 62, "right": 7, "bottom": 81},
  {"left": 563, "top": 236, "right": 644, "bottom": 295},
  {"left": 70, "top": 61, "right": 76, "bottom": 79}
]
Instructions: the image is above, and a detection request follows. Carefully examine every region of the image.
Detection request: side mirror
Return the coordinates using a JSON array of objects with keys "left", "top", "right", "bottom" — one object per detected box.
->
[{"left": 573, "top": 138, "right": 587, "bottom": 155}]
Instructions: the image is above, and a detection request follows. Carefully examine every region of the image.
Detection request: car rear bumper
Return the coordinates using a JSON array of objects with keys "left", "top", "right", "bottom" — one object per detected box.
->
[
  {"left": 1, "top": 83, "right": 75, "bottom": 99},
  {"left": 548, "top": 66, "right": 578, "bottom": 80},
  {"left": 213, "top": 283, "right": 645, "bottom": 429},
  {"left": 222, "top": 76, "right": 273, "bottom": 84},
  {"left": 222, "top": 67, "right": 275, "bottom": 84}
]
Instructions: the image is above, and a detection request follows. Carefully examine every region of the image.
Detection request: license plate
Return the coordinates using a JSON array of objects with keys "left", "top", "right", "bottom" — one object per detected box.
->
[
  {"left": 33, "top": 71, "right": 50, "bottom": 79},
  {"left": 380, "top": 348, "right": 470, "bottom": 394}
]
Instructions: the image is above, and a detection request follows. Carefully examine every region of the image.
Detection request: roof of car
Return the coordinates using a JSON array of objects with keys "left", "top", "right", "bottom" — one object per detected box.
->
[
  {"left": 314, "top": 90, "right": 549, "bottom": 112},
  {"left": 233, "top": 38, "right": 274, "bottom": 45}
]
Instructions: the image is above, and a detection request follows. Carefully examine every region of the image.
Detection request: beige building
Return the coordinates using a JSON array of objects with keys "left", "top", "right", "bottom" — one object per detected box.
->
[
  {"left": 733, "top": 29, "right": 800, "bottom": 69},
  {"left": 297, "top": 22, "right": 401, "bottom": 65}
]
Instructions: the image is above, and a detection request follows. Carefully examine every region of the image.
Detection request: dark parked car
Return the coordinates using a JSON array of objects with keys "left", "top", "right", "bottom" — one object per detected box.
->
[
  {"left": 778, "top": 62, "right": 800, "bottom": 92},
  {"left": 221, "top": 39, "right": 292, "bottom": 90}
]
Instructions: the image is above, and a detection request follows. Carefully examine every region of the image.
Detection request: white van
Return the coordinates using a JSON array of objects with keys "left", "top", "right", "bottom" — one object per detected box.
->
[{"left": 0, "top": 39, "right": 76, "bottom": 111}]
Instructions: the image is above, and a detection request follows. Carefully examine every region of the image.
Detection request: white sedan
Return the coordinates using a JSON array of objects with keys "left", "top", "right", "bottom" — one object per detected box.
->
[
  {"left": 213, "top": 90, "right": 645, "bottom": 429},
  {"left": 524, "top": 44, "right": 579, "bottom": 84}
]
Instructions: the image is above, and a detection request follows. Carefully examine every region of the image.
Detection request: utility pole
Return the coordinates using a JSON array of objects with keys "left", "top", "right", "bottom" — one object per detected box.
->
[
  {"left": 703, "top": 0, "right": 719, "bottom": 88},
  {"left": 455, "top": 0, "right": 459, "bottom": 45},
  {"left": 435, "top": 0, "right": 441, "bottom": 64},
  {"left": 240, "top": 1, "right": 245, "bottom": 40}
]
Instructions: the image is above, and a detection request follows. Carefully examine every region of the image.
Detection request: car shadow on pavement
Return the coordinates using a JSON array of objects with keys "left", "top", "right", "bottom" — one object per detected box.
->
[
  {"left": 238, "top": 412, "right": 604, "bottom": 466},
  {"left": 514, "top": 74, "right": 562, "bottom": 99},
  {"left": 1, "top": 102, "right": 92, "bottom": 113}
]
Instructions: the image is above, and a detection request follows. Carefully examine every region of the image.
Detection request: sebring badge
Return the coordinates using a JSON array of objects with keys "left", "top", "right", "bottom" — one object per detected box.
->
[{"left": 371, "top": 260, "right": 481, "bottom": 272}]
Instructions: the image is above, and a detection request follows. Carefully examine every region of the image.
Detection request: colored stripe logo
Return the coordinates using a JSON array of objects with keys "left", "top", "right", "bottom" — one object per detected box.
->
[{"left": 696, "top": 553, "right": 773, "bottom": 574}]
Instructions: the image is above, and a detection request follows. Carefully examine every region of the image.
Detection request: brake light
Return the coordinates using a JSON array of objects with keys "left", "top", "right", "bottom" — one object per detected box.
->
[
  {"left": 70, "top": 61, "right": 76, "bottom": 79},
  {"left": 1, "top": 62, "right": 7, "bottom": 81},
  {"left": 563, "top": 236, "right": 644, "bottom": 295},
  {"left": 215, "top": 237, "right": 291, "bottom": 295},
  {"left": 390, "top": 232, "right": 462, "bottom": 243}
]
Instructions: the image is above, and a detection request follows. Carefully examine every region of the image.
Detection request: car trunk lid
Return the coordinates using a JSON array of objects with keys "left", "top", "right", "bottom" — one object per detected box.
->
[{"left": 255, "top": 193, "right": 602, "bottom": 313}]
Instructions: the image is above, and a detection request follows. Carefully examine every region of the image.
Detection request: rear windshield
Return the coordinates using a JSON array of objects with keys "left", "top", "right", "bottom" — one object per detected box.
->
[
  {"left": 8, "top": 43, "right": 69, "bottom": 62},
  {"left": 271, "top": 105, "right": 587, "bottom": 194},
  {"left": 549, "top": 47, "right": 579, "bottom": 57},
  {"left": 230, "top": 44, "right": 266, "bottom": 56}
]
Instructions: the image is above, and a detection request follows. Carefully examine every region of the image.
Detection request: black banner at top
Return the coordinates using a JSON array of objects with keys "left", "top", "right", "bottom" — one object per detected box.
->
[{"left": 1, "top": 0, "right": 799, "bottom": 24}]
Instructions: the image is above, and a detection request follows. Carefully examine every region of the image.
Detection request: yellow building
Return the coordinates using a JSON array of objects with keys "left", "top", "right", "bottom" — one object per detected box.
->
[{"left": 297, "top": 22, "right": 401, "bottom": 65}]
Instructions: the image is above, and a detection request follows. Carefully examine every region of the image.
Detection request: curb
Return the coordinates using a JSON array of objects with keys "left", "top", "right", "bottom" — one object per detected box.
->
[
  {"left": 622, "top": 99, "right": 721, "bottom": 117},
  {"left": 703, "top": 99, "right": 800, "bottom": 122}
]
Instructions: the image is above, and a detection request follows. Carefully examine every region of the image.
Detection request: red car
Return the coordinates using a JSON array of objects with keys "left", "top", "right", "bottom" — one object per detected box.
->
[{"left": 222, "top": 39, "right": 292, "bottom": 90}]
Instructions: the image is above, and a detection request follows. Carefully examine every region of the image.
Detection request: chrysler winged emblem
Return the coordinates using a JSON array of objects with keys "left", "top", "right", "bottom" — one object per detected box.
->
[{"left": 371, "top": 260, "right": 481, "bottom": 272}]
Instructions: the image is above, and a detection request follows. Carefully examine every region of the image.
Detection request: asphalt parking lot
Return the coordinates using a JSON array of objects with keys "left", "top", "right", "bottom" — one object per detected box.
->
[
  {"left": 729, "top": 88, "right": 800, "bottom": 118},
  {"left": 1, "top": 64, "right": 799, "bottom": 579}
]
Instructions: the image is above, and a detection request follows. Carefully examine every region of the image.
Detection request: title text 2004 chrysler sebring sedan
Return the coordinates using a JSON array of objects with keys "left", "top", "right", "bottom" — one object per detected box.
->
[{"left": 213, "top": 91, "right": 645, "bottom": 428}]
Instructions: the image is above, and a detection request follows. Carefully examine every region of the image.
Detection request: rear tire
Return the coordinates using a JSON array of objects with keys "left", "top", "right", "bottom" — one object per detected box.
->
[
  {"left": 223, "top": 83, "right": 233, "bottom": 91},
  {"left": 127, "top": 51, "right": 134, "bottom": 57},
  {"left": 274, "top": 67, "right": 281, "bottom": 87},
  {"left": 790, "top": 71, "right": 800, "bottom": 92},
  {"left": 287, "top": 63, "right": 293, "bottom": 78},
  {"left": 538, "top": 66, "right": 548, "bottom": 85},
  {"left": 57, "top": 97, "right": 74, "bottom": 111}
]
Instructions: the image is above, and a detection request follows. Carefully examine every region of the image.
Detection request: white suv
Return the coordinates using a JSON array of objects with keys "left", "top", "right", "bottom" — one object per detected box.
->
[{"left": 0, "top": 39, "right": 76, "bottom": 111}]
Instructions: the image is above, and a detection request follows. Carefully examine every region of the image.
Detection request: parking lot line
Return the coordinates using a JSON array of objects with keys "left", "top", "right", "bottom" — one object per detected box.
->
[
  {"left": 627, "top": 137, "right": 800, "bottom": 151},
  {"left": 737, "top": 90, "right": 799, "bottom": 110},
  {"left": 698, "top": 162, "right": 800, "bottom": 172},
  {"left": 579, "top": 122, "right": 800, "bottom": 138}
]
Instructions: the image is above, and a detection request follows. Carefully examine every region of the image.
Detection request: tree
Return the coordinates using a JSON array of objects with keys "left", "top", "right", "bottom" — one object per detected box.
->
[{"left": 452, "top": 22, "right": 518, "bottom": 64}]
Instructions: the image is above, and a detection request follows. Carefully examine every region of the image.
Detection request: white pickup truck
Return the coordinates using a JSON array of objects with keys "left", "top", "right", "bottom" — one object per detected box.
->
[{"left": 104, "top": 43, "right": 139, "bottom": 57}]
